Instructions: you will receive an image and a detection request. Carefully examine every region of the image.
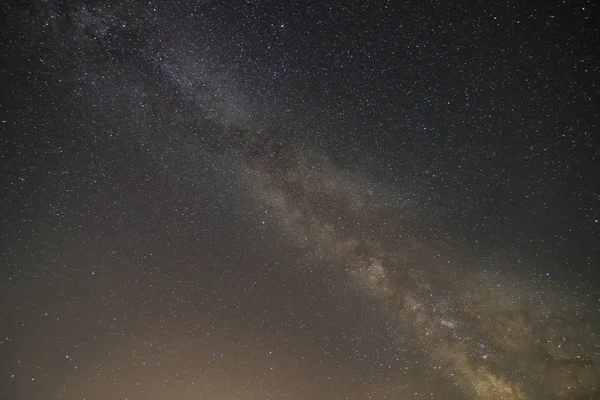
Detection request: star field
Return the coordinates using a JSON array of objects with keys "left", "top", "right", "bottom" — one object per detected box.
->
[{"left": 1, "top": 1, "right": 599, "bottom": 399}]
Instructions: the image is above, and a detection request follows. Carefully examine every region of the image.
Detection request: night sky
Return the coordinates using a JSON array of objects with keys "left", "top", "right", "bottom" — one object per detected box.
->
[{"left": 1, "top": 1, "right": 599, "bottom": 399}]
